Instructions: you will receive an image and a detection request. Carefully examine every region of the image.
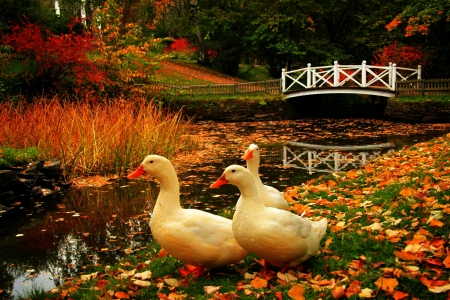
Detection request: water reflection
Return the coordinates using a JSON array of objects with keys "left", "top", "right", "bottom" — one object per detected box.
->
[{"left": 1, "top": 118, "right": 450, "bottom": 299}]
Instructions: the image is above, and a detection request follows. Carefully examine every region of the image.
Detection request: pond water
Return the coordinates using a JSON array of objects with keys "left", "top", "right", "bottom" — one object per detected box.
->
[{"left": 1, "top": 118, "right": 450, "bottom": 299}]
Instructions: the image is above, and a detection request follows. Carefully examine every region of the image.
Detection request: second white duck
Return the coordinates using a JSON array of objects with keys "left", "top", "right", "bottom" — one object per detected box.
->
[
  {"left": 128, "top": 155, "right": 248, "bottom": 277},
  {"left": 210, "top": 165, "right": 327, "bottom": 273},
  {"left": 241, "top": 143, "right": 289, "bottom": 211}
]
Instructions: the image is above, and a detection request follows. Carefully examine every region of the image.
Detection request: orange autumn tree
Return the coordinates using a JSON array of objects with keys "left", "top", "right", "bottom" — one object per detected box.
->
[{"left": 91, "top": 0, "right": 158, "bottom": 97}]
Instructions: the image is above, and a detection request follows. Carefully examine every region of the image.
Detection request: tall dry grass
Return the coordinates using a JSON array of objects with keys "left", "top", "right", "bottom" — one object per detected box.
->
[{"left": 0, "top": 96, "right": 196, "bottom": 178}]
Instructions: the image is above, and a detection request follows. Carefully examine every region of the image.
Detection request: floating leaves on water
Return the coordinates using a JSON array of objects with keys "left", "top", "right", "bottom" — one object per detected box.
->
[{"left": 15, "top": 234, "right": 24, "bottom": 237}]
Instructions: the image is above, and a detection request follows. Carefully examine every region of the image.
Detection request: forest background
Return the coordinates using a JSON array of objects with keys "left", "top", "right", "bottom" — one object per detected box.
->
[{"left": 0, "top": 0, "right": 449, "bottom": 100}]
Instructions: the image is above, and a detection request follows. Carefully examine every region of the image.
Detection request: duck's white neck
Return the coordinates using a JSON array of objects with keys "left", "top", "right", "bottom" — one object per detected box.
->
[
  {"left": 153, "top": 167, "right": 182, "bottom": 213},
  {"left": 235, "top": 176, "right": 265, "bottom": 209},
  {"left": 246, "top": 158, "right": 263, "bottom": 185}
]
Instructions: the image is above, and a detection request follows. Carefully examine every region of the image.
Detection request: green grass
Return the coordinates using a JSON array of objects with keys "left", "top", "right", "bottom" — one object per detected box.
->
[
  {"left": 394, "top": 95, "right": 450, "bottom": 102},
  {"left": 0, "top": 146, "right": 40, "bottom": 168}
]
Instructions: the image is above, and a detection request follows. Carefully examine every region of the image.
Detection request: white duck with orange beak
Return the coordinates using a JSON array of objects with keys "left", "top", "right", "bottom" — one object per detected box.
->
[
  {"left": 211, "top": 165, "right": 327, "bottom": 273},
  {"left": 241, "top": 144, "right": 289, "bottom": 211},
  {"left": 127, "top": 155, "right": 248, "bottom": 277}
]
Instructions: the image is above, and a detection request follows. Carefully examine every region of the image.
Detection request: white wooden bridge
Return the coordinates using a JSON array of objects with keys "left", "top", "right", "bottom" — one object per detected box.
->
[
  {"left": 282, "top": 61, "right": 421, "bottom": 98},
  {"left": 283, "top": 141, "right": 395, "bottom": 173}
]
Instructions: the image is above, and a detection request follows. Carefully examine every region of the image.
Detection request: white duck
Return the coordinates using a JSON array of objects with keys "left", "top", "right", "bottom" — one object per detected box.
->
[
  {"left": 127, "top": 155, "right": 248, "bottom": 277},
  {"left": 210, "top": 165, "right": 327, "bottom": 272},
  {"left": 241, "top": 143, "right": 289, "bottom": 211}
]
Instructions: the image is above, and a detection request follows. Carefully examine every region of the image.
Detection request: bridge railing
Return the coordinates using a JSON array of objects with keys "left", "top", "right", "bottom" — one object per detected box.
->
[{"left": 282, "top": 61, "right": 421, "bottom": 93}]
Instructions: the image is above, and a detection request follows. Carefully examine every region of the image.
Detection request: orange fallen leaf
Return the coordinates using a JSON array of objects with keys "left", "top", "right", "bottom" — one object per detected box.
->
[
  {"left": 287, "top": 285, "right": 305, "bottom": 300},
  {"left": 114, "top": 291, "right": 130, "bottom": 299},
  {"left": 429, "top": 219, "right": 444, "bottom": 228},
  {"left": 375, "top": 277, "right": 398, "bottom": 293},
  {"left": 346, "top": 169, "right": 358, "bottom": 179},
  {"left": 250, "top": 277, "right": 268, "bottom": 289},
  {"left": 399, "top": 187, "right": 417, "bottom": 197},
  {"left": 392, "top": 291, "right": 409, "bottom": 300},
  {"left": 443, "top": 255, "right": 450, "bottom": 268}
]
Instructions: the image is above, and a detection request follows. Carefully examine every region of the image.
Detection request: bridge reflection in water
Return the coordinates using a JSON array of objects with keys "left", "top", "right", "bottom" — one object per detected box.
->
[{"left": 283, "top": 141, "right": 396, "bottom": 174}]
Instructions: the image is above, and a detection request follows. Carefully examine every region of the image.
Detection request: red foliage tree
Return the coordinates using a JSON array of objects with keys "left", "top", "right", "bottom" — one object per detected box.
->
[
  {"left": 372, "top": 42, "right": 425, "bottom": 69},
  {"left": 2, "top": 19, "right": 108, "bottom": 96}
]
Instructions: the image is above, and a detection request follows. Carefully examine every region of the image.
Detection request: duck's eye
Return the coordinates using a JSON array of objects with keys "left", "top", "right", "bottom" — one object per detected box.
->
[
  {"left": 231, "top": 169, "right": 236, "bottom": 173},
  {"left": 149, "top": 160, "right": 154, "bottom": 164}
]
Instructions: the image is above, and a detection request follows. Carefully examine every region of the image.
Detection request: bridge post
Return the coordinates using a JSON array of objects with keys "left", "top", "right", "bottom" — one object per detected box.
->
[
  {"left": 391, "top": 63, "right": 397, "bottom": 91},
  {"left": 307, "top": 63, "right": 311, "bottom": 88},
  {"left": 281, "top": 68, "right": 286, "bottom": 92},
  {"left": 361, "top": 61, "right": 367, "bottom": 87},
  {"left": 333, "top": 61, "right": 339, "bottom": 87},
  {"left": 418, "top": 65, "right": 422, "bottom": 80}
]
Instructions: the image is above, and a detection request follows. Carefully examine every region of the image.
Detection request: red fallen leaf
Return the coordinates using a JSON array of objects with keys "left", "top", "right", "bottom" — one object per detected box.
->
[
  {"left": 114, "top": 291, "right": 130, "bottom": 299},
  {"left": 179, "top": 265, "right": 198, "bottom": 277},
  {"left": 275, "top": 291, "right": 283, "bottom": 300},
  {"left": 430, "top": 238, "right": 446, "bottom": 248},
  {"left": 424, "top": 258, "right": 443, "bottom": 266}
]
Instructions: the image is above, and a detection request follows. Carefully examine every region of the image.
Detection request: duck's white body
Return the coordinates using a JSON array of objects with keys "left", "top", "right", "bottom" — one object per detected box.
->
[
  {"left": 241, "top": 144, "right": 289, "bottom": 211},
  {"left": 128, "top": 155, "right": 248, "bottom": 276},
  {"left": 211, "top": 165, "right": 327, "bottom": 270}
]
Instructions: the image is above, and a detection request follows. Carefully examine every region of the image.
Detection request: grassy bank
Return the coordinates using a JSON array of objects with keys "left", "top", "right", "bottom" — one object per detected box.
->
[{"left": 29, "top": 132, "right": 450, "bottom": 299}]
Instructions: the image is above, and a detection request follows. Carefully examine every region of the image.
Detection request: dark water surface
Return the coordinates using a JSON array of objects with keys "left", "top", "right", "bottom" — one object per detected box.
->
[{"left": 1, "top": 118, "right": 450, "bottom": 299}]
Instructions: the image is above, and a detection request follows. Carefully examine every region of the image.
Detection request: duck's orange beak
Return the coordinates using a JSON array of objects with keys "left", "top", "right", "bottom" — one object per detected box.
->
[
  {"left": 127, "top": 164, "right": 145, "bottom": 179},
  {"left": 210, "top": 174, "right": 229, "bottom": 188},
  {"left": 241, "top": 149, "right": 253, "bottom": 160}
]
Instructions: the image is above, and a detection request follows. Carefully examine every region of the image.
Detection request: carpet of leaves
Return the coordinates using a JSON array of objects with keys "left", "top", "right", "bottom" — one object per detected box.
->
[
  {"left": 52, "top": 130, "right": 450, "bottom": 299},
  {"left": 155, "top": 61, "right": 246, "bottom": 85}
]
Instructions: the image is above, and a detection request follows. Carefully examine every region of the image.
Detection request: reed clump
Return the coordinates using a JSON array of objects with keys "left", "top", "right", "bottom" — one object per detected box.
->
[{"left": 0, "top": 96, "right": 195, "bottom": 178}]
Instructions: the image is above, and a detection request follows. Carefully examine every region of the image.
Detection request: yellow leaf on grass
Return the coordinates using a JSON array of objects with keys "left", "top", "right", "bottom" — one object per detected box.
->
[
  {"left": 250, "top": 277, "right": 268, "bottom": 289},
  {"left": 399, "top": 187, "right": 417, "bottom": 197},
  {"left": 375, "top": 277, "right": 398, "bottom": 293},
  {"left": 288, "top": 285, "right": 305, "bottom": 300}
]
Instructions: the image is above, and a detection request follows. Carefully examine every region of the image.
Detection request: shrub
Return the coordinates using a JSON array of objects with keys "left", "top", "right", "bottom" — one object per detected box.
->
[{"left": 1, "top": 19, "right": 108, "bottom": 98}]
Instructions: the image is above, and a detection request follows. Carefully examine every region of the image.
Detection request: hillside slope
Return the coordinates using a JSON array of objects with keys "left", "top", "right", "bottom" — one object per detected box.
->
[{"left": 155, "top": 60, "right": 250, "bottom": 85}]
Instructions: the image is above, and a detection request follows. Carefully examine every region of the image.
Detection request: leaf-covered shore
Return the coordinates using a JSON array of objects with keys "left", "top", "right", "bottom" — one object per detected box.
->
[{"left": 37, "top": 132, "right": 450, "bottom": 300}]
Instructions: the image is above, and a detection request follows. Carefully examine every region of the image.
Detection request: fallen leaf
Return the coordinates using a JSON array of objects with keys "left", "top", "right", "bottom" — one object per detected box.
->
[
  {"left": 114, "top": 291, "right": 130, "bottom": 299},
  {"left": 250, "top": 277, "right": 268, "bottom": 289},
  {"left": 133, "top": 279, "right": 151, "bottom": 288},
  {"left": 375, "top": 277, "right": 398, "bottom": 293},
  {"left": 204, "top": 286, "right": 221, "bottom": 294},
  {"left": 134, "top": 270, "right": 152, "bottom": 280},
  {"left": 287, "top": 285, "right": 305, "bottom": 300}
]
